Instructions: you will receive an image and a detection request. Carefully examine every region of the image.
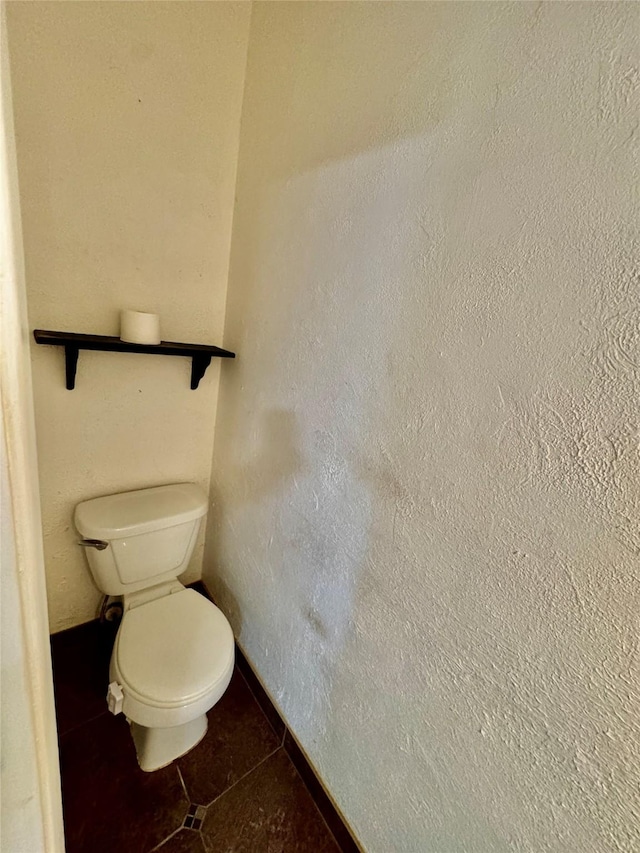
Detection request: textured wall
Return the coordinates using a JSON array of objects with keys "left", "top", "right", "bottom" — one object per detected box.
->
[
  {"left": 205, "top": 3, "right": 640, "bottom": 851},
  {"left": 7, "top": 1, "right": 250, "bottom": 631}
]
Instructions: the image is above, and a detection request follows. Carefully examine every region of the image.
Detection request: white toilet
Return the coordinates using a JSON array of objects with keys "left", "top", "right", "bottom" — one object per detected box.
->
[{"left": 75, "top": 483, "right": 235, "bottom": 772}]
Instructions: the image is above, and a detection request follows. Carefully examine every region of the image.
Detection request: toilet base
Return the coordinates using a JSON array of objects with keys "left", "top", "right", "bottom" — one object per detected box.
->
[{"left": 129, "top": 714, "right": 208, "bottom": 772}]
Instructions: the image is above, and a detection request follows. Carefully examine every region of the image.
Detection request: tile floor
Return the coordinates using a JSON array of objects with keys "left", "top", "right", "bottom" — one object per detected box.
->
[{"left": 51, "top": 615, "right": 348, "bottom": 853}]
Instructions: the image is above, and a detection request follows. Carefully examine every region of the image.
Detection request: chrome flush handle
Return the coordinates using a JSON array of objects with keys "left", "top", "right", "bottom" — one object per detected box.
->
[{"left": 78, "top": 538, "right": 109, "bottom": 551}]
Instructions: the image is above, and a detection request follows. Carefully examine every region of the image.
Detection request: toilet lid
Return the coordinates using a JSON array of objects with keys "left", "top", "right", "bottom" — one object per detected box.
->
[{"left": 116, "top": 589, "right": 234, "bottom": 706}]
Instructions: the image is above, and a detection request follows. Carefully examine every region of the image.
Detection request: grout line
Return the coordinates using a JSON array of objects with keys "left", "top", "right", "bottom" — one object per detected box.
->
[
  {"left": 204, "top": 744, "right": 282, "bottom": 811},
  {"left": 176, "top": 765, "right": 190, "bottom": 802},
  {"left": 149, "top": 825, "right": 183, "bottom": 852},
  {"left": 150, "top": 767, "right": 194, "bottom": 851},
  {"left": 57, "top": 707, "right": 108, "bottom": 741},
  {"left": 200, "top": 826, "right": 213, "bottom": 853}
]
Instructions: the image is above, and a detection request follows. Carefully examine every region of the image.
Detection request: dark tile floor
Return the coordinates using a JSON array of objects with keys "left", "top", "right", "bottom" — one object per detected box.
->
[{"left": 51, "top": 618, "right": 346, "bottom": 853}]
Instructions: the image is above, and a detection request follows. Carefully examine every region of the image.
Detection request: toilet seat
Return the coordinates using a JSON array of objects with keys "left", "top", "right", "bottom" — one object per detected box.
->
[{"left": 112, "top": 589, "right": 234, "bottom": 723}]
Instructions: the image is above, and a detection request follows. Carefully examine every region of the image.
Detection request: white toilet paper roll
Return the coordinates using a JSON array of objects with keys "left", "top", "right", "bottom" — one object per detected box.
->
[{"left": 120, "top": 310, "right": 161, "bottom": 345}]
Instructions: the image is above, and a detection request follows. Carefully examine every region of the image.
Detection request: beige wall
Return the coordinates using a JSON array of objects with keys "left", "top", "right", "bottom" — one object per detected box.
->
[
  {"left": 206, "top": 3, "right": 640, "bottom": 851},
  {"left": 7, "top": 1, "right": 250, "bottom": 631}
]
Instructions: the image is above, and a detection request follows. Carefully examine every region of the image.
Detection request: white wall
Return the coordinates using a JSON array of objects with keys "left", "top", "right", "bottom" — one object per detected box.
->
[
  {"left": 205, "top": 3, "right": 640, "bottom": 851},
  {"left": 1, "top": 5, "right": 63, "bottom": 846},
  {"left": 7, "top": 1, "right": 251, "bottom": 631}
]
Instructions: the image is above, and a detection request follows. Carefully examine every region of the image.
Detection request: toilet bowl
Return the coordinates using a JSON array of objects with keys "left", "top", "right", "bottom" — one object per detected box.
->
[
  {"left": 75, "top": 483, "right": 235, "bottom": 771},
  {"left": 110, "top": 585, "right": 234, "bottom": 771}
]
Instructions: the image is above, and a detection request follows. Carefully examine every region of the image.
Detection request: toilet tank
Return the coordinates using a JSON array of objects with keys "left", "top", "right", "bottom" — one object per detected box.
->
[{"left": 74, "top": 483, "right": 208, "bottom": 596}]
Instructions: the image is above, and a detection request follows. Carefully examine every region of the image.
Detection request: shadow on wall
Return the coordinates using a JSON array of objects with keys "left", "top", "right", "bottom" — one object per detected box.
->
[
  {"left": 244, "top": 2, "right": 454, "bottom": 179},
  {"left": 211, "top": 407, "right": 303, "bottom": 507},
  {"left": 205, "top": 408, "right": 303, "bottom": 631}
]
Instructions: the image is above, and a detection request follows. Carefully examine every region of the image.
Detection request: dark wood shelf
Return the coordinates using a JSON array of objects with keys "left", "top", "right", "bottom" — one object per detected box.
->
[{"left": 33, "top": 329, "right": 235, "bottom": 390}]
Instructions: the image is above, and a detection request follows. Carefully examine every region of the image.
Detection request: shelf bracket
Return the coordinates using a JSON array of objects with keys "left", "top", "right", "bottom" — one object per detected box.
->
[
  {"left": 34, "top": 329, "right": 234, "bottom": 390},
  {"left": 65, "top": 345, "right": 79, "bottom": 390},
  {"left": 190, "top": 354, "right": 212, "bottom": 390}
]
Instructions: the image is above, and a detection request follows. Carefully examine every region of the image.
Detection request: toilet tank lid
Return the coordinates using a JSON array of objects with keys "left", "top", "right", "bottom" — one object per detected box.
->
[{"left": 75, "top": 483, "right": 207, "bottom": 540}]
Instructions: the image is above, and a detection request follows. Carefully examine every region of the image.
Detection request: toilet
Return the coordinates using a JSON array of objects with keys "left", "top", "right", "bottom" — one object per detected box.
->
[{"left": 74, "top": 483, "right": 235, "bottom": 772}]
